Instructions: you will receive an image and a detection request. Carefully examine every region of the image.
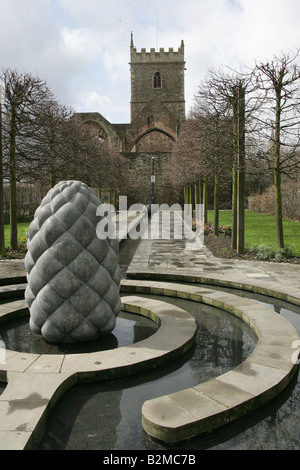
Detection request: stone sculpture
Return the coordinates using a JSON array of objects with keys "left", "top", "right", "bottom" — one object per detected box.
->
[{"left": 24, "top": 180, "right": 121, "bottom": 343}]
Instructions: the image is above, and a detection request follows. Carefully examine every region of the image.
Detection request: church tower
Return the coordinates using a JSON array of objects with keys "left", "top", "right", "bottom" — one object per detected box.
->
[
  {"left": 130, "top": 32, "right": 185, "bottom": 126},
  {"left": 78, "top": 34, "right": 186, "bottom": 205},
  {"left": 124, "top": 34, "right": 186, "bottom": 204}
]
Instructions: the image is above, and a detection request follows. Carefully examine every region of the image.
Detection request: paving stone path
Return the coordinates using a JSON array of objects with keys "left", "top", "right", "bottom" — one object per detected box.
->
[{"left": 127, "top": 210, "right": 300, "bottom": 292}]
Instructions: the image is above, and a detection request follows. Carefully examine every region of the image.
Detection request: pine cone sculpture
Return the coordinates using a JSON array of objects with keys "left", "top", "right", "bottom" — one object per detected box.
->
[{"left": 24, "top": 181, "right": 122, "bottom": 343}]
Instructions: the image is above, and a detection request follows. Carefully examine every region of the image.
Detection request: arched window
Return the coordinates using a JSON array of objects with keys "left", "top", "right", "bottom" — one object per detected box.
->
[
  {"left": 98, "top": 127, "right": 107, "bottom": 142},
  {"left": 153, "top": 72, "right": 162, "bottom": 88}
]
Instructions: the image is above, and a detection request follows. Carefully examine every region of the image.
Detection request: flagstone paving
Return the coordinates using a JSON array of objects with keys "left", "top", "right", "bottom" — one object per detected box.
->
[{"left": 126, "top": 211, "right": 300, "bottom": 303}]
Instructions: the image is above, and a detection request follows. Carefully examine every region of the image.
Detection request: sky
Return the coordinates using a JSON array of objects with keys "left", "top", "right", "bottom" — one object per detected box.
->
[{"left": 0, "top": 0, "right": 299, "bottom": 123}]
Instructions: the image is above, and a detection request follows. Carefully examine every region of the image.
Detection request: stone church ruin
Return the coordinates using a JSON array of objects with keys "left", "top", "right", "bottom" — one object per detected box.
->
[{"left": 78, "top": 33, "right": 186, "bottom": 206}]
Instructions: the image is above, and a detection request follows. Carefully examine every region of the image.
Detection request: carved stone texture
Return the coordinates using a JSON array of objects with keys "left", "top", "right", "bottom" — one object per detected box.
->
[{"left": 24, "top": 181, "right": 122, "bottom": 343}]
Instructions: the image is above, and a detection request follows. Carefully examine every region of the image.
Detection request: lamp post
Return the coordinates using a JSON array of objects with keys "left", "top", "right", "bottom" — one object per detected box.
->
[{"left": 151, "top": 156, "right": 155, "bottom": 204}]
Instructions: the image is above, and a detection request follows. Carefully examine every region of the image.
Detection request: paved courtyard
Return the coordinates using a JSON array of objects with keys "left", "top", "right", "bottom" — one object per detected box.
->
[{"left": 126, "top": 210, "right": 300, "bottom": 291}]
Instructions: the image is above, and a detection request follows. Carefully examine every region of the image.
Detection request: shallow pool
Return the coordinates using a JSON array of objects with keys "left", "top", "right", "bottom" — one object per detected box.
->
[{"left": 34, "top": 294, "right": 259, "bottom": 450}]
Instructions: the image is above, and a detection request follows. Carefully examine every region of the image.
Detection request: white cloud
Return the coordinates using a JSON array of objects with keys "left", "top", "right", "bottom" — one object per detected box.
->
[
  {"left": 237, "top": 0, "right": 300, "bottom": 60},
  {"left": 76, "top": 91, "right": 112, "bottom": 114},
  {"left": 61, "top": 28, "right": 102, "bottom": 60},
  {"left": 0, "top": 0, "right": 299, "bottom": 121},
  {"left": 75, "top": 89, "right": 128, "bottom": 122}
]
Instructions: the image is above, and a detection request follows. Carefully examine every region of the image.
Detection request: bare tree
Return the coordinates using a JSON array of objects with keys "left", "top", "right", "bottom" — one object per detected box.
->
[
  {"left": 233, "top": 83, "right": 246, "bottom": 253},
  {"left": 172, "top": 119, "right": 204, "bottom": 187},
  {"left": 88, "top": 136, "right": 129, "bottom": 207},
  {"left": 172, "top": 117, "right": 208, "bottom": 224},
  {"left": 25, "top": 100, "right": 75, "bottom": 187},
  {"left": 191, "top": 86, "right": 233, "bottom": 236},
  {"left": 1, "top": 68, "right": 53, "bottom": 249},
  {"left": 59, "top": 117, "right": 129, "bottom": 208},
  {"left": 0, "top": 82, "right": 4, "bottom": 255},
  {"left": 252, "top": 50, "right": 300, "bottom": 248},
  {"left": 194, "top": 67, "right": 262, "bottom": 253}
]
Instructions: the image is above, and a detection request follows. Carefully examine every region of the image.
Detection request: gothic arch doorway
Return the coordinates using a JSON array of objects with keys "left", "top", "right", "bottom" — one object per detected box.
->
[{"left": 129, "top": 127, "right": 176, "bottom": 152}]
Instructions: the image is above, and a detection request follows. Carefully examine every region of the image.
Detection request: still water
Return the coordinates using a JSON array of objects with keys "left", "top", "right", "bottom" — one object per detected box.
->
[
  {"left": 0, "top": 310, "right": 159, "bottom": 355},
  {"left": 1, "top": 289, "right": 299, "bottom": 450}
]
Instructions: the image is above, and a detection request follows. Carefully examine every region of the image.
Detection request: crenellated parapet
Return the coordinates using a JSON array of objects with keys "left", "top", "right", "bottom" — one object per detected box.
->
[{"left": 130, "top": 37, "right": 185, "bottom": 64}]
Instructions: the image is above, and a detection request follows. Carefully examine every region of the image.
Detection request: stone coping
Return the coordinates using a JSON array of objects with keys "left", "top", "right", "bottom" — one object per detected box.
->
[
  {"left": 121, "top": 279, "right": 300, "bottom": 443},
  {"left": 126, "top": 270, "right": 300, "bottom": 307},
  {"left": 0, "top": 277, "right": 299, "bottom": 447},
  {"left": 0, "top": 296, "right": 196, "bottom": 450}
]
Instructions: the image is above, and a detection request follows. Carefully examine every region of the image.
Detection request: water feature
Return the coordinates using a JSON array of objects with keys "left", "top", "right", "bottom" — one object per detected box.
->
[
  {"left": 0, "top": 280, "right": 299, "bottom": 449},
  {"left": 0, "top": 225, "right": 299, "bottom": 450},
  {"left": 0, "top": 310, "right": 159, "bottom": 355},
  {"left": 29, "top": 294, "right": 257, "bottom": 450},
  {"left": 30, "top": 289, "right": 300, "bottom": 451},
  {"left": 0, "top": 269, "right": 299, "bottom": 449}
]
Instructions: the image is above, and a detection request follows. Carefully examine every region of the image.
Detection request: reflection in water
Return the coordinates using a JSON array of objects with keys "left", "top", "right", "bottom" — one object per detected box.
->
[
  {"left": 35, "top": 296, "right": 258, "bottom": 450},
  {"left": 37, "top": 382, "right": 124, "bottom": 450},
  {"left": 0, "top": 311, "right": 159, "bottom": 355}
]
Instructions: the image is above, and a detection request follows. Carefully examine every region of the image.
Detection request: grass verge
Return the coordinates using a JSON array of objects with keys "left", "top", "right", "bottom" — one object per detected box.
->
[
  {"left": 208, "top": 210, "right": 300, "bottom": 257},
  {"left": 2, "top": 211, "right": 300, "bottom": 261}
]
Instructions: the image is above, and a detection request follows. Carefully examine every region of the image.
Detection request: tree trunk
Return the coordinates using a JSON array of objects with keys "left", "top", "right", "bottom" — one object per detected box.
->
[
  {"left": 50, "top": 165, "right": 56, "bottom": 188},
  {"left": 183, "top": 185, "right": 187, "bottom": 205},
  {"left": 194, "top": 181, "right": 200, "bottom": 227},
  {"left": 232, "top": 88, "right": 239, "bottom": 251},
  {"left": 113, "top": 187, "right": 117, "bottom": 209},
  {"left": 213, "top": 174, "right": 220, "bottom": 236},
  {"left": 203, "top": 179, "right": 208, "bottom": 225},
  {"left": 237, "top": 85, "right": 245, "bottom": 255},
  {"left": 274, "top": 165, "right": 284, "bottom": 248},
  {"left": 188, "top": 183, "right": 192, "bottom": 207},
  {"left": 237, "top": 162, "right": 245, "bottom": 254},
  {"left": 274, "top": 94, "right": 284, "bottom": 248},
  {"left": 9, "top": 108, "right": 18, "bottom": 251},
  {"left": 231, "top": 164, "right": 237, "bottom": 249},
  {"left": 199, "top": 180, "right": 202, "bottom": 205},
  {"left": 194, "top": 181, "right": 199, "bottom": 209},
  {"left": 0, "top": 103, "right": 5, "bottom": 256}
]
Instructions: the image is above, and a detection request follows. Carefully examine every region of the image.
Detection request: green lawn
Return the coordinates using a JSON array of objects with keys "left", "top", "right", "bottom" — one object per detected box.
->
[
  {"left": 4, "top": 222, "right": 29, "bottom": 248},
  {"left": 3, "top": 211, "right": 300, "bottom": 257},
  {"left": 208, "top": 210, "right": 300, "bottom": 256}
]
